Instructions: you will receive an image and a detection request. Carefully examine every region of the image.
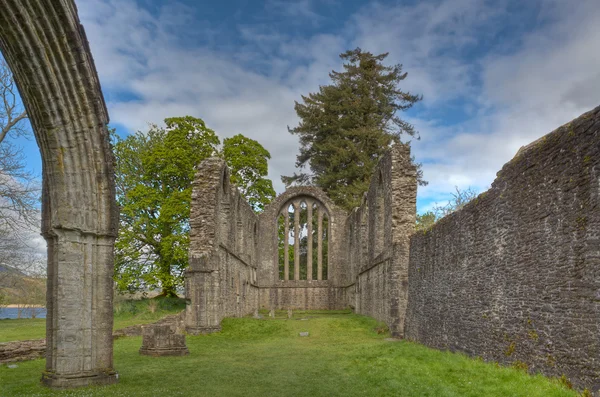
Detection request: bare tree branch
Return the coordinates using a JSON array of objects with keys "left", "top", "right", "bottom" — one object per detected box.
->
[{"left": 0, "top": 55, "right": 41, "bottom": 291}]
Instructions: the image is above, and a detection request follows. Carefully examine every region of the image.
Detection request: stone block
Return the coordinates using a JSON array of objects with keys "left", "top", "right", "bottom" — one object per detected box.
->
[{"left": 139, "top": 324, "right": 189, "bottom": 357}]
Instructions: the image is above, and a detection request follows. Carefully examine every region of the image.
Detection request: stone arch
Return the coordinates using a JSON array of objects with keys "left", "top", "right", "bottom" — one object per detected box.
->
[
  {"left": 262, "top": 187, "right": 339, "bottom": 282},
  {"left": 279, "top": 195, "right": 329, "bottom": 281},
  {"left": 0, "top": 1, "right": 118, "bottom": 388}
]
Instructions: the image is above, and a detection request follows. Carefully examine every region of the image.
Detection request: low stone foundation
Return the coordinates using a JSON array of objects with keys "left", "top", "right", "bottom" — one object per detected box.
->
[{"left": 0, "top": 339, "right": 46, "bottom": 364}]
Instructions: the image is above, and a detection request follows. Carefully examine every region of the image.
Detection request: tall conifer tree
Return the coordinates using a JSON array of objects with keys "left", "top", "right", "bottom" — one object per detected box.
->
[{"left": 283, "top": 48, "right": 423, "bottom": 210}]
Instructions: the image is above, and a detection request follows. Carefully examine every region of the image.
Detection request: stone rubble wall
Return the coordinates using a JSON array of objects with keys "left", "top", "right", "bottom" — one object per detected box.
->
[
  {"left": 185, "top": 159, "right": 259, "bottom": 334},
  {"left": 0, "top": 339, "right": 46, "bottom": 364},
  {"left": 405, "top": 106, "right": 600, "bottom": 392},
  {"left": 258, "top": 281, "right": 346, "bottom": 310},
  {"left": 344, "top": 144, "right": 417, "bottom": 336}
]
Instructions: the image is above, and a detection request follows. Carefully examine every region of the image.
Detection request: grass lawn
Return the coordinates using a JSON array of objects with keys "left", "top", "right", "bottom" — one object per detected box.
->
[
  {"left": 0, "top": 310, "right": 580, "bottom": 397},
  {"left": 0, "top": 296, "right": 185, "bottom": 343}
]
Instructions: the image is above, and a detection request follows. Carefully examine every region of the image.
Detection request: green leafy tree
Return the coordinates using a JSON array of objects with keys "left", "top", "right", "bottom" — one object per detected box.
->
[
  {"left": 415, "top": 187, "right": 478, "bottom": 231},
  {"left": 223, "top": 134, "right": 275, "bottom": 211},
  {"left": 283, "top": 48, "right": 424, "bottom": 210},
  {"left": 415, "top": 211, "right": 436, "bottom": 232},
  {"left": 113, "top": 117, "right": 275, "bottom": 296}
]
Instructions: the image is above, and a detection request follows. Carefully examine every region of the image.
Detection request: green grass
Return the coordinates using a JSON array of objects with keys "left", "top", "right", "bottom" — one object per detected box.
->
[
  {"left": 0, "top": 312, "right": 579, "bottom": 397},
  {"left": 0, "top": 296, "right": 185, "bottom": 343}
]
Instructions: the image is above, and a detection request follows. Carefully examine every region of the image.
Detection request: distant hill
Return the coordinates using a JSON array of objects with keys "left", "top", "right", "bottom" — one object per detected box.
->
[
  {"left": 0, "top": 264, "right": 26, "bottom": 276},
  {"left": 0, "top": 263, "right": 45, "bottom": 306}
]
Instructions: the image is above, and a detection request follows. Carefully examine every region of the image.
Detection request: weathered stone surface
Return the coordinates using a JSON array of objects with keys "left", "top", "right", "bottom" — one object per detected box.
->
[
  {"left": 185, "top": 159, "right": 260, "bottom": 334},
  {"left": 256, "top": 186, "right": 349, "bottom": 310},
  {"left": 299, "top": 332, "right": 309, "bottom": 337},
  {"left": 0, "top": 339, "right": 46, "bottom": 363},
  {"left": 260, "top": 282, "right": 346, "bottom": 310},
  {"left": 0, "top": 0, "right": 118, "bottom": 389},
  {"left": 139, "top": 324, "right": 189, "bottom": 357},
  {"left": 186, "top": 145, "right": 416, "bottom": 336},
  {"left": 405, "top": 106, "right": 600, "bottom": 392},
  {"left": 112, "top": 324, "right": 144, "bottom": 339},
  {"left": 343, "top": 144, "right": 417, "bottom": 336},
  {"left": 257, "top": 187, "right": 348, "bottom": 287}
]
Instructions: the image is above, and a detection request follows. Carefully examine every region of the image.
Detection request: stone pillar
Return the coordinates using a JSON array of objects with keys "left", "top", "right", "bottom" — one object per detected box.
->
[
  {"left": 184, "top": 258, "right": 222, "bottom": 335},
  {"left": 306, "top": 200, "right": 313, "bottom": 281},
  {"left": 317, "top": 208, "right": 323, "bottom": 281},
  {"left": 293, "top": 201, "right": 300, "bottom": 281},
  {"left": 284, "top": 210, "right": 289, "bottom": 281},
  {"left": 42, "top": 230, "right": 117, "bottom": 388}
]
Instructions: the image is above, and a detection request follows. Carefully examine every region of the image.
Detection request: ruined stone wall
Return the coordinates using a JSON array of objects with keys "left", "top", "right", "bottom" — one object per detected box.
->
[
  {"left": 258, "top": 281, "right": 346, "bottom": 310},
  {"left": 185, "top": 158, "right": 259, "bottom": 334},
  {"left": 344, "top": 144, "right": 418, "bottom": 336},
  {"left": 256, "top": 187, "right": 348, "bottom": 310},
  {"left": 405, "top": 106, "right": 600, "bottom": 392}
]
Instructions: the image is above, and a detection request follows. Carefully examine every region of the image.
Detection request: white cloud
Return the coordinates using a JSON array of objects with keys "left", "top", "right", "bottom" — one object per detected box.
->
[
  {"left": 349, "top": 0, "right": 600, "bottom": 211},
  {"left": 77, "top": 0, "right": 349, "bottom": 193},
  {"left": 75, "top": 0, "right": 600, "bottom": 211}
]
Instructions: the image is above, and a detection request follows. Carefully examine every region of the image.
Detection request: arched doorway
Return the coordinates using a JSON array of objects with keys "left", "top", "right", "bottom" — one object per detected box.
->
[{"left": 0, "top": 1, "right": 118, "bottom": 388}]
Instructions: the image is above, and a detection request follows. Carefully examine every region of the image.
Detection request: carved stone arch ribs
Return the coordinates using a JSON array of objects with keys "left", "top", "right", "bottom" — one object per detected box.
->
[{"left": 0, "top": 0, "right": 118, "bottom": 388}]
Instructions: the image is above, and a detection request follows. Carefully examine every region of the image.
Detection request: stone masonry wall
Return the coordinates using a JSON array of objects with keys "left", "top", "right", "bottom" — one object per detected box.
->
[
  {"left": 257, "top": 187, "right": 348, "bottom": 310},
  {"left": 185, "top": 158, "right": 259, "bottom": 334},
  {"left": 258, "top": 281, "right": 346, "bottom": 310},
  {"left": 405, "top": 106, "right": 600, "bottom": 392},
  {"left": 344, "top": 144, "right": 418, "bottom": 336}
]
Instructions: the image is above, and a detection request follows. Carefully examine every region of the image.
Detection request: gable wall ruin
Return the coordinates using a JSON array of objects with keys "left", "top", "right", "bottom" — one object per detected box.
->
[{"left": 185, "top": 158, "right": 259, "bottom": 334}]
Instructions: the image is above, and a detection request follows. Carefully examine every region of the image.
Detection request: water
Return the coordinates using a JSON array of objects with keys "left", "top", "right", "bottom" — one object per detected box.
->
[{"left": 0, "top": 307, "right": 46, "bottom": 319}]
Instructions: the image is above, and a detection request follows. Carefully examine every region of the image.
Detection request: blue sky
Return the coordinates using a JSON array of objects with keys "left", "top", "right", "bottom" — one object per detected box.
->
[{"left": 9, "top": 0, "right": 600, "bottom": 214}]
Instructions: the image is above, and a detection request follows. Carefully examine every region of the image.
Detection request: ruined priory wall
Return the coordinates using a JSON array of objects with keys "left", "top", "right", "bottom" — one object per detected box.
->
[
  {"left": 257, "top": 187, "right": 348, "bottom": 310},
  {"left": 406, "top": 106, "right": 600, "bottom": 392},
  {"left": 345, "top": 144, "right": 417, "bottom": 336},
  {"left": 185, "top": 158, "right": 259, "bottom": 333},
  {"left": 258, "top": 281, "right": 346, "bottom": 310}
]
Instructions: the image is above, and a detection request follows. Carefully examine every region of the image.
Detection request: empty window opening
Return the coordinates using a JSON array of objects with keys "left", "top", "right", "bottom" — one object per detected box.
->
[{"left": 277, "top": 198, "right": 329, "bottom": 281}]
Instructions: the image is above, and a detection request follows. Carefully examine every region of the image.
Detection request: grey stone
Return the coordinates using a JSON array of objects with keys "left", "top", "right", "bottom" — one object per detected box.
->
[
  {"left": 299, "top": 332, "right": 309, "bottom": 337},
  {"left": 405, "top": 107, "right": 600, "bottom": 393},
  {"left": 139, "top": 324, "right": 189, "bottom": 357},
  {"left": 0, "top": 339, "right": 45, "bottom": 364},
  {"left": 185, "top": 159, "right": 260, "bottom": 335},
  {"left": 7, "top": 364, "right": 17, "bottom": 369},
  {"left": 0, "top": 0, "right": 118, "bottom": 389}
]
